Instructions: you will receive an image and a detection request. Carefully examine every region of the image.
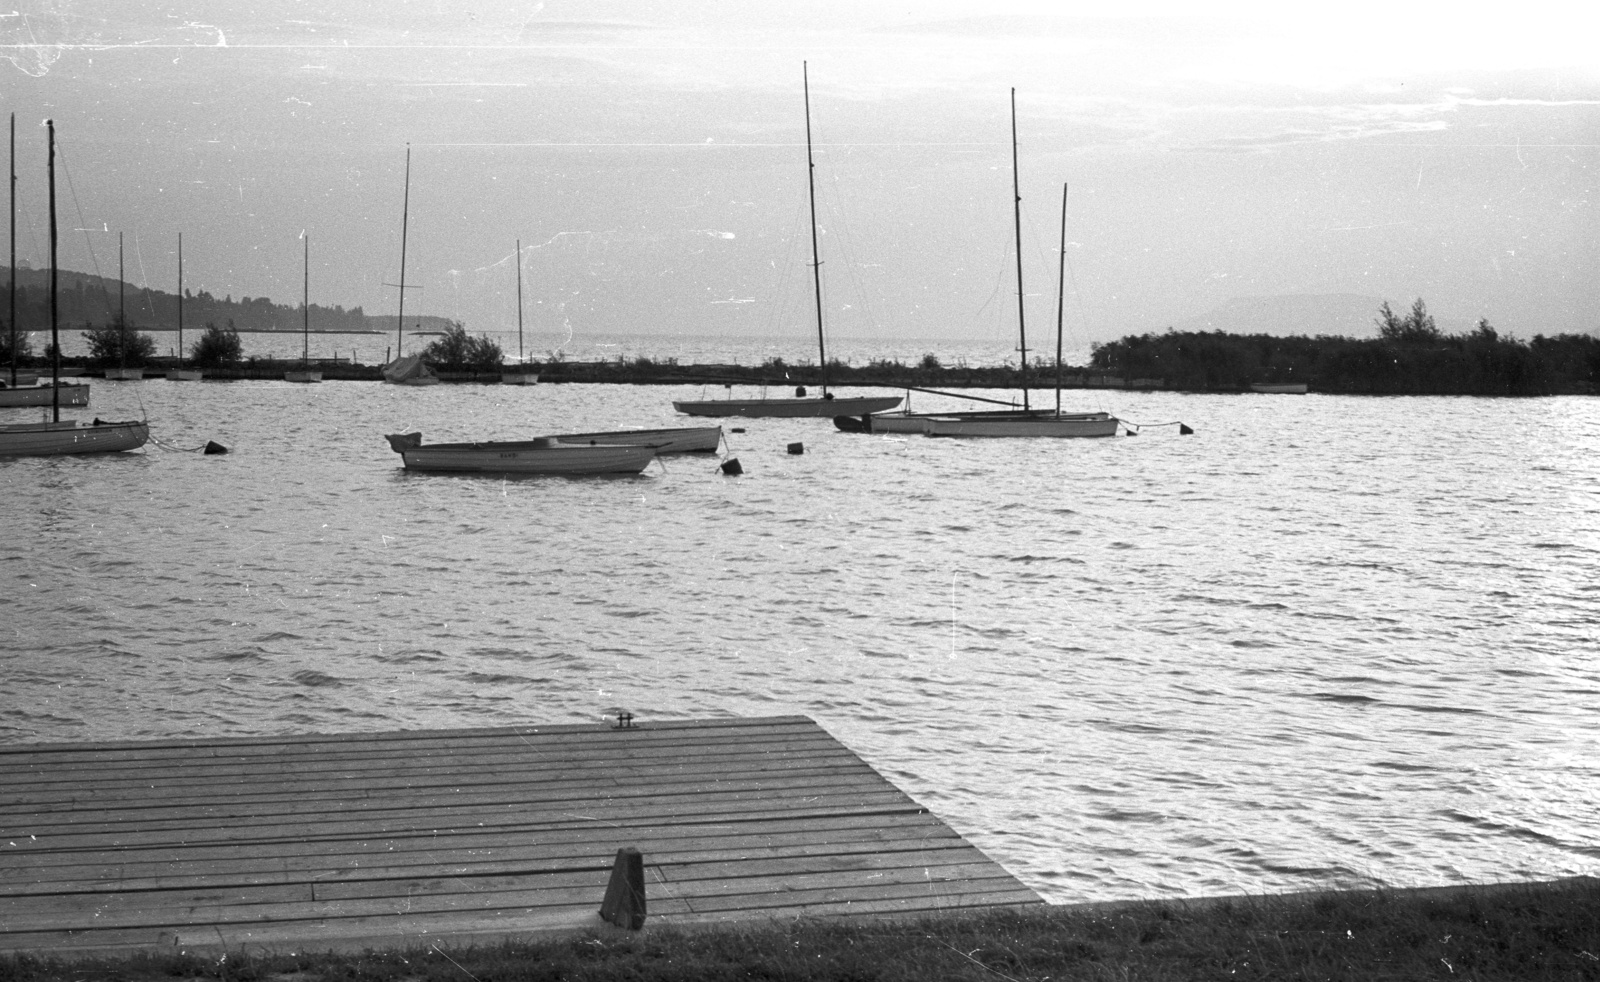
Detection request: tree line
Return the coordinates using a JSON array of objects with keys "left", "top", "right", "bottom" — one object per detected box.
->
[{"left": 1089, "top": 300, "right": 1599, "bottom": 395}]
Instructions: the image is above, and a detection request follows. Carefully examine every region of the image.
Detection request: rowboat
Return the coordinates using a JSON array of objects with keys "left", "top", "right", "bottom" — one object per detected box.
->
[
  {"left": 0, "top": 419, "right": 149, "bottom": 457},
  {"left": 551, "top": 425, "right": 721, "bottom": 454},
  {"left": 384, "top": 432, "right": 656, "bottom": 475}
]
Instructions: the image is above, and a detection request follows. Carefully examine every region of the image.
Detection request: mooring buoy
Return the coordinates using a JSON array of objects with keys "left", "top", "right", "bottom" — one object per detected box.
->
[
  {"left": 204, "top": 441, "right": 229, "bottom": 455},
  {"left": 787, "top": 442, "right": 803, "bottom": 455},
  {"left": 720, "top": 458, "right": 743, "bottom": 475}
]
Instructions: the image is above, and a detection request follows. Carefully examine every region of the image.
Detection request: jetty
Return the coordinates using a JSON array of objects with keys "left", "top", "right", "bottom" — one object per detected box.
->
[{"left": 0, "top": 716, "right": 1040, "bottom": 956}]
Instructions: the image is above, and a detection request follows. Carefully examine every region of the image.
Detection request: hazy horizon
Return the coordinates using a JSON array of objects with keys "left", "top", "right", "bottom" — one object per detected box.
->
[{"left": 4, "top": 1, "right": 1595, "bottom": 350}]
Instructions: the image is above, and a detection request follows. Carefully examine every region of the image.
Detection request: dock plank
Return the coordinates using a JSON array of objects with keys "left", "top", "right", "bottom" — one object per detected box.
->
[{"left": 0, "top": 716, "right": 1042, "bottom": 955}]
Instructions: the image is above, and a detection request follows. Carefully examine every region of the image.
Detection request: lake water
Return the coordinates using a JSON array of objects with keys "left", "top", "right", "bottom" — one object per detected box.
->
[{"left": 2, "top": 369, "right": 1596, "bottom": 905}]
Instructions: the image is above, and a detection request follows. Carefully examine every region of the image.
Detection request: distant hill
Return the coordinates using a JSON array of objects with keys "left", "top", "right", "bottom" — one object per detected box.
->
[
  {"left": 1165, "top": 294, "right": 1476, "bottom": 339},
  {"left": 0, "top": 265, "right": 453, "bottom": 334}
]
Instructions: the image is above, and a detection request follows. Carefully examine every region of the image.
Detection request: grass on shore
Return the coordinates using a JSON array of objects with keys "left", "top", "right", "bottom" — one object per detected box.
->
[{"left": 3, "top": 879, "right": 1597, "bottom": 982}]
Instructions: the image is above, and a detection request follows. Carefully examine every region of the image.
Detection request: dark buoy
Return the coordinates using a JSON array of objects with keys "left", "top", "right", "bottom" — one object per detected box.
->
[
  {"left": 1180, "top": 423, "right": 1194, "bottom": 435},
  {"left": 787, "top": 442, "right": 804, "bottom": 455},
  {"left": 731, "top": 427, "right": 746, "bottom": 434},
  {"left": 794, "top": 385, "right": 807, "bottom": 397},
  {"left": 203, "top": 441, "right": 229, "bottom": 455},
  {"left": 720, "top": 457, "right": 743, "bottom": 475}
]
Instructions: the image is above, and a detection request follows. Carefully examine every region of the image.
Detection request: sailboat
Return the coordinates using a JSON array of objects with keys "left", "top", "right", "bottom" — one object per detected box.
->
[
  {"left": 285, "top": 234, "right": 322, "bottom": 383},
  {"left": 103, "top": 232, "right": 143, "bottom": 380},
  {"left": 0, "top": 113, "right": 91, "bottom": 410},
  {"left": 839, "top": 91, "right": 1118, "bottom": 439},
  {"left": 380, "top": 145, "right": 439, "bottom": 387},
  {"left": 165, "top": 233, "right": 202, "bottom": 381},
  {"left": 0, "top": 119, "right": 147, "bottom": 456},
  {"left": 501, "top": 239, "right": 539, "bottom": 385},
  {"left": 673, "top": 64, "right": 899, "bottom": 419}
]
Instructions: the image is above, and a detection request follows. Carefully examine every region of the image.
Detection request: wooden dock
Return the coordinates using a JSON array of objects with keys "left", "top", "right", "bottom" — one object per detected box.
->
[{"left": 0, "top": 715, "right": 1041, "bottom": 956}]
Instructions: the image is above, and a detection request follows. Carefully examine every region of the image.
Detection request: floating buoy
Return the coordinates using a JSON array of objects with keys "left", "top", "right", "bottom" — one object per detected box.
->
[
  {"left": 731, "top": 427, "right": 746, "bottom": 434},
  {"left": 1180, "top": 423, "right": 1194, "bottom": 435},
  {"left": 794, "top": 385, "right": 807, "bottom": 397},
  {"left": 203, "top": 440, "right": 229, "bottom": 455},
  {"left": 787, "top": 442, "right": 804, "bottom": 455},
  {"left": 720, "top": 458, "right": 743, "bottom": 475}
]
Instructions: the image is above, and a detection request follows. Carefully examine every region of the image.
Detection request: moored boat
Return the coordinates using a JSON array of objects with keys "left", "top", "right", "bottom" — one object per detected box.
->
[
  {"left": 551, "top": 425, "right": 721, "bottom": 454},
  {"left": 0, "top": 418, "right": 148, "bottom": 457},
  {"left": 0, "top": 381, "right": 89, "bottom": 408},
  {"left": 384, "top": 432, "right": 655, "bottom": 475},
  {"left": 676, "top": 393, "right": 900, "bottom": 418},
  {"left": 1250, "top": 382, "right": 1308, "bottom": 394}
]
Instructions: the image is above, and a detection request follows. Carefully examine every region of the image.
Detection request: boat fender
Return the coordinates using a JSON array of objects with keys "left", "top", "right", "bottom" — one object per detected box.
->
[
  {"left": 787, "top": 442, "right": 804, "bottom": 455},
  {"left": 204, "top": 441, "right": 229, "bottom": 455},
  {"left": 720, "top": 457, "right": 743, "bottom": 475}
]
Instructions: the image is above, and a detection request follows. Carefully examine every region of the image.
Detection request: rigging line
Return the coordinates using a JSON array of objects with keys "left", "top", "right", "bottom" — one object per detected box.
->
[
  {"left": 53, "top": 144, "right": 106, "bottom": 287},
  {"left": 132, "top": 231, "right": 156, "bottom": 324},
  {"left": 820, "top": 165, "right": 885, "bottom": 348}
]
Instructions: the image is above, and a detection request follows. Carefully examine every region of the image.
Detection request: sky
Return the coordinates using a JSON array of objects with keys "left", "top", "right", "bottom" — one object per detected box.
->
[{"left": 2, "top": 0, "right": 1596, "bottom": 350}]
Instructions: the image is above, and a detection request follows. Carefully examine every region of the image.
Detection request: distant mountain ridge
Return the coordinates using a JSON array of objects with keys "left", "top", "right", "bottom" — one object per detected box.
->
[
  {"left": 1166, "top": 293, "right": 1474, "bottom": 339},
  {"left": 0, "top": 265, "right": 454, "bottom": 334}
]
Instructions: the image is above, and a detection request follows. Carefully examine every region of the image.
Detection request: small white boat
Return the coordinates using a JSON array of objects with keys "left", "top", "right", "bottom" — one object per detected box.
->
[
  {"left": 925, "top": 411, "right": 1120, "bottom": 439},
  {"left": 1250, "top": 382, "right": 1308, "bottom": 394},
  {"left": 0, "top": 382, "right": 89, "bottom": 408},
  {"left": 501, "top": 371, "right": 539, "bottom": 385},
  {"left": 102, "top": 367, "right": 144, "bottom": 381},
  {"left": 552, "top": 425, "right": 721, "bottom": 454},
  {"left": 0, "top": 419, "right": 149, "bottom": 457},
  {"left": 385, "top": 432, "right": 656, "bottom": 475},
  {"left": 284, "top": 369, "right": 323, "bottom": 384},
  {"left": 166, "top": 368, "right": 203, "bottom": 381},
  {"left": 675, "top": 394, "right": 901, "bottom": 418}
]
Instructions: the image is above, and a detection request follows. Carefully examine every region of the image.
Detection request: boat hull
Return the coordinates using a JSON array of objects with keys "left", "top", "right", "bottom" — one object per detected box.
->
[
  {"left": 925, "top": 412, "right": 1120, "bottom": 438},
  {"left": 102, "top": 368, "right": 144, "bottom": 381},
  {"left": 284, "top": 370, "right": 323, "bottom": 383},
  {"left": 0, "top": 383, "right": 90, "bottom": 408},
  {"left": 0, "top": 419, "right": 149, "bottom": 457},
  {"left": 392, "top": 437, "right": 655, "bottom": 475},
  {"left": 1250, "top": 383, "right": 1308, "bottom": 394},
  {"left": 675, "top": 395, "right": 901, "bottom": 418},
  {"left": 501, "top": 373, "right": 540, "bottom": 385},
  {"left": 166, "top": 369, "right": 203, "bottom": 381},
  {"left": 552, "top": 426, "right": 722, "bottom": 454}
]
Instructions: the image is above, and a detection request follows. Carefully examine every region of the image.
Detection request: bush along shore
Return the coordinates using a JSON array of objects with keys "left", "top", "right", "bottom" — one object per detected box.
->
[
  {"left": 10, "top": 299, "right": 1596, "bottom": 395},
  {"left": 1, "top": 878, "right": 1595, "bottom": 982}
]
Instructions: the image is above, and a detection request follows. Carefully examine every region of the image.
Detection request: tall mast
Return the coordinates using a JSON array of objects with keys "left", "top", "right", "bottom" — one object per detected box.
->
[
  {"left": 803, "top": 62, "right": 827, "bottom": 396},
  {"left": 48, "top": 119, "right": 59, "bottom": 421},
  {"left": 515, "top": 238, "right": 523, "bottom": 365},
  {"left": 176, "top": 232, "right": 183, "bottom": 365},
  {"left": 396, "top": 143, "right": 410, "bottom": 357},
  {"left": 1055, "top": 183, "right": 1068, "bottom": 415},
  {"left": 8, "top": 113, "right": 14, "bottom": 389},
  {"left": 118, "top": 231, "right": 126, "bottom": 368},
  {"left": 303, "top": 234, "right": 310, "bottom": 364},
  {"left": 1011, "top": 89, "right": 1029, "bottom": 412}
]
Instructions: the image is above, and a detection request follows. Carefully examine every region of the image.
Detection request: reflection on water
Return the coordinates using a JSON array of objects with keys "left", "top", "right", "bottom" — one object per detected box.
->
[{"left": 2, "top": 378, "right": 1596, "bottom": 903}]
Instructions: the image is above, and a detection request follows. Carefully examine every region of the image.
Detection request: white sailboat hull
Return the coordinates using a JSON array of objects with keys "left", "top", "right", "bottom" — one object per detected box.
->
[
  {"left": 552, "top": 426, "right": 722, "bottom": 454},
  {"left": 284, "top": 370, "right": 323, "bottom": 383},
  {"left": 0, "top": 383, "right": 90, "bottom": 408},
  {"left": 387, "top": 434, "right": 655, "bottom": 475},
  {"left": 102, "top": 368, "right": 144, "bottom": 380},
  {"left": 675, "top": 395, "right": 901, "bottom": 418},
  {"left": 925, "top": 412, "right": 1120, "bottom": 438},
  {"left": 0, "top": 419, "right": 149, "bottom": 457}
]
